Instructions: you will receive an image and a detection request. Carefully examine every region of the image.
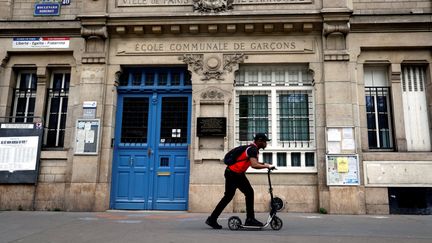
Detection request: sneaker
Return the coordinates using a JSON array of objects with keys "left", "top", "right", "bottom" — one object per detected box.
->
[
  {"left": 205, "top": 217, "right": 222, "bottom": 229},
  {"left": 245, "top": 218, "right": 264, "bottom": 227}
]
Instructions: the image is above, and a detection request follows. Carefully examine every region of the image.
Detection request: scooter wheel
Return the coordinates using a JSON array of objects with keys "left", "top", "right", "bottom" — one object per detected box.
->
[
  {"left": 270, "top": 216, "right": 283, "bottom": 230},
  {"left": 272, "top": 197, "right": 285, "bottom": 211},
  {"left": 228, "top": 216, "right": 242, "bottom": 230}
]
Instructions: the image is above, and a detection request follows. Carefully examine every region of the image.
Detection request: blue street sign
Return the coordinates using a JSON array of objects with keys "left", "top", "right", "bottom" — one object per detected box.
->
[{"left": 34, "top": 3, "right": 61, "bottom": 16}]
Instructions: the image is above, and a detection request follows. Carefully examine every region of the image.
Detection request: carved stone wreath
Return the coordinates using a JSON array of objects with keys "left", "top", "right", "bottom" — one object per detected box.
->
[
  {"left": 193, "top": 0, "right": 233, "bottom": 13},
  {"left": 181, "top": 53, "right": 246, "bottom": 81}
]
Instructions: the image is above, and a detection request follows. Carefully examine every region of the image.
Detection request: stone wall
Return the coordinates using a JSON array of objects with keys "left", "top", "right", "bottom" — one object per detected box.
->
[
  {"left": 10, "top": 0, "right": 82, "bottom": 20},
  {"left": 353, "top": 0, "right": 432, "bottom": 14}
]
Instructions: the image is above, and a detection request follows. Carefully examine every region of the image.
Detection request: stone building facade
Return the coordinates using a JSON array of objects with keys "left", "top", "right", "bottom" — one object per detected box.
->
[{"left": 0, "top": 0, "right": 431, "bottom": 214}]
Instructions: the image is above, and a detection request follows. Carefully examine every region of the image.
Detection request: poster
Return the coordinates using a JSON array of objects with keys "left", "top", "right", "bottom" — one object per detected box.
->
[
  {"left": 327, "top": 127, "right": 356, "bottom": 154},
  {"left": 0, "top": 136, "right": 39, "bottom": 172},
  {"left": 0, "top": 123, "right": 43, "bottom": 184},
  {"left": 326, "top": 155, "right": 360, "bottom": 185}
]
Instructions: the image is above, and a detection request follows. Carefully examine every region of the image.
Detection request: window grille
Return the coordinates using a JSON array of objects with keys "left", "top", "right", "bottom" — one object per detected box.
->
[
  {"left": 278, "top": 90, "right": 314, "bottom": 148},
  {"left": 11, "top": 71, "right": 37, "bottom": 123},
  {"left": 160, "top": 97, "right": 189, "bottom": 144},
  {"left": 237, "top": 91, "right": 270, "bottom": 141},
  {"left": 44, "top": 72, "right": 70, "bottom": 147},
  {"left": 118, "top": 68, "right": 191, "bottom": 90},
  {"left": 235, "top": 65, "right": 315, "bottom": 172},
  {"left": 365, "top": 87, "right": 393, "bottom": 149},
  {"left": 121, "top": 97, "right": 149, "bottom": 144},
  {"left": 235, "top": 65, "right": 313, "bottom": 87},
  {"left": 364, "top": 66, "right": 394, "bottom": 150}
]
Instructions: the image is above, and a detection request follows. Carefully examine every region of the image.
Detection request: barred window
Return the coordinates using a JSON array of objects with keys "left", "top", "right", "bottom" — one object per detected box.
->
[
  {"left": 235, "top": 65, "right": 316, "bottom": 172},
  {"left": 11, "top": 71, "right": 37, "bottom": 123},
  {"left": 44, "top": 71, "right": 70, "bottom": 147},
  {"left": 279, "top": 91, "right": 312, "bottom": 143},
  {"left": 364, "top": 66, "right": 394, "bottom": 150},
  {"left": 238, "top": 92, "right": 270, "bottom": 141}
]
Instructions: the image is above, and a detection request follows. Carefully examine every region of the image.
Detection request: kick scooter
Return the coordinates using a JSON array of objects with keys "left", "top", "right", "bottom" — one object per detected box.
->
[{"left": 228, "top": 167, "right": 284, "bottom": 230}]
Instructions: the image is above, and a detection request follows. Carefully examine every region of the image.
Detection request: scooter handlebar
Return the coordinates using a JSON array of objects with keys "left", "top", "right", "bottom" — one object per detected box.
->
[{"left": 268, "top": 166, "right": 277, "bottom": 171}]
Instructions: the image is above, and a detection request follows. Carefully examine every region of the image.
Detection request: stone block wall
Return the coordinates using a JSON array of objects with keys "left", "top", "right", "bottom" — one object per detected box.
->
[
  {"left": 0, "top": 0, "right": 13, "bottom": 19},
  {"left": 353, "top": 0, "right": 432, "bottom": 14},
  {"left": 0, "top": 158, "right": 67, "bottom": 211},
  {"left": 11, "top": 0, "right": 82, "bottom": 20}
]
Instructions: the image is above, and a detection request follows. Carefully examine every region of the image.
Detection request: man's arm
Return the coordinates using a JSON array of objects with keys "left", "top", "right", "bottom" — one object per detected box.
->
[{"left": 250, "top": 157, "right": 273, "bottom": 169}]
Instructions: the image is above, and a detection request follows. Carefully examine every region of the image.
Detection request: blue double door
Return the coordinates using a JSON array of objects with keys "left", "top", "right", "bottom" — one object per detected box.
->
[{"left": 111, "top": 68, "right": 191, "bottom": 210}]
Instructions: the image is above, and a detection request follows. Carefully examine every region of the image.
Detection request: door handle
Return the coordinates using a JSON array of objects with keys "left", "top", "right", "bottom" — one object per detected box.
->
[
  {"left": 147, "top": 148, "right": 153, "bottom": 157},
  {"left": 130, "top": 157, "right": 134, "bottom": 166}
]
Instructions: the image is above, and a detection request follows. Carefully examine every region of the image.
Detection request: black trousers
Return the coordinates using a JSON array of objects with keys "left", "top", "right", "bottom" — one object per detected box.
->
[{"left": 209, "top": 168, "right": 255, "bottom": 220}]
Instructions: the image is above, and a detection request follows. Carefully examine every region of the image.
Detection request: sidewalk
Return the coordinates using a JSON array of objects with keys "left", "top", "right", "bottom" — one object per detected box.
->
[{"left": 0, "top": 210, "right": 431, "bottom": 243}]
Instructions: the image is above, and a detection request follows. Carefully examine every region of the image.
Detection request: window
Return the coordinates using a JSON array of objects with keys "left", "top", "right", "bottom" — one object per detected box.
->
[
  {"left": 44, "top": 72, "right": 70, "bottom": 147},
  {"left": 238, "top": 93, "right": 269, "bottom": 141},
  {"left": 279, "top": 91, "right": 310, "bottom": 142},
  {"left": 364, "top": 66, "right": 394, "bottom": 149},
  {"left": 11, "top": 71, "right": 37, "bottom": 123},
  {"left": 235, "top": 65, "right": 315, "bottom": 172},
  {"left": 401, "top": 65, "right": 431, "bottom": 151}
]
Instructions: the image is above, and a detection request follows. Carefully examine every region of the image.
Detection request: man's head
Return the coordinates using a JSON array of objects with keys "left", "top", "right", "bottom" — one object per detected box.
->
[{"left": 253, "top": 133, "right": 270, "bottom": 149}]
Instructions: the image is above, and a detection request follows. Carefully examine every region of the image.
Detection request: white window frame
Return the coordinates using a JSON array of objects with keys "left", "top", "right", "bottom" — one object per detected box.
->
[{"left": 234, "top": 65, "right": 316, "bottom": 173}]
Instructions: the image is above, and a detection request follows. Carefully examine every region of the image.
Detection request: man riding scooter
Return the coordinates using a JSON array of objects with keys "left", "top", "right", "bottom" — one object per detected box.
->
[{"left": 206, "top": 133, "right": 275, "bottom": 229}]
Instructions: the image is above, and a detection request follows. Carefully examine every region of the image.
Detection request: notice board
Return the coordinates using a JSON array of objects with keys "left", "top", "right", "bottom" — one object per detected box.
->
[
  {"left": 0, "top": 123, "right": 43, "bottom": 184},
  {"left": 326, "top": 154, "right": 360, "bottom": 186},
  {"left": 74, "top": 119, "right": 100, "bottom": 155}
]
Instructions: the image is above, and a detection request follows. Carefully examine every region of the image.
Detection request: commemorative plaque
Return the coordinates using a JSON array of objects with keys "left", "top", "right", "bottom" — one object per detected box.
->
[{"left": 197, "top": 117, "right": 226, "bottom": 137}]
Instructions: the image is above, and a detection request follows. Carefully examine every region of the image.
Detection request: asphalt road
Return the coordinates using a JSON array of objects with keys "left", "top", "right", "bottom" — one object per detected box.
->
[{"left": 0, "top": 211, "right": 431, "bottom": 243}]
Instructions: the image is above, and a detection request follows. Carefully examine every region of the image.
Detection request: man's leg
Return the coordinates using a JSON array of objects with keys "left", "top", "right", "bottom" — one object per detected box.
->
[
  {"left": 237, "top": 174, "right": 255, "bottom": 219},
  {"left": 206, "top": 169, "right": 237, "bottom": 229},
  {"left": 237, "top": 174, "right": 263, "bottom": 227}
]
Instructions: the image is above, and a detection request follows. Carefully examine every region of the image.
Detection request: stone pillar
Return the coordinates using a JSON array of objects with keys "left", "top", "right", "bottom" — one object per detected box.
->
[
  {"left": 34, "top": 67, "right": 48, "bottom": 122},
  {"left": 390, "top": 64, "right": 407, "bottom": 152},
  {"left": 65, "top": 20, "right": 108, "bottom": 211},
  {"left": 0, "top": 0, "right": 13, "bottom": 20},
  {"left": 181, "top": 53, "right": 246, "bottom": 212},
  {"left": 0, "top": 53, "right": 11, "bottom": 117},
  {"left": 82, "top": 0, "right": 107, "bottom": 15},
  {"left": 321, "top": 2, "right": 366, "bottom": 214}
]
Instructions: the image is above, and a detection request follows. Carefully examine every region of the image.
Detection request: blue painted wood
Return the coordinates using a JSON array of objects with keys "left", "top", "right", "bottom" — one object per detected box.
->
[{"left": 111, "top": 68, "right": 191, "bottom": 210}]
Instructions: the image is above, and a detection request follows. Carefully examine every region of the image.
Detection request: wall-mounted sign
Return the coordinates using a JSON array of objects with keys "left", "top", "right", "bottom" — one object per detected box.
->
[
  {"left": 197, "top": 117, "right": 226, "bottom": 137},
  {"left": 83, "top": 101, "right": 97, "bottom": 108},
  {"left": 34, "top": 2, "right": 61, "bottom": 16},
  {"left": 117, "top": 36, "right": 315, "bottom": 55},
  {"left": 62, "top": 0, "right": 71, "bottom": 5},
  {"left": 83, "top": 101, "right": 97, "bottom": 119},
  {"left": 13, "top": 37, "right": 70, "bottom": 49}
]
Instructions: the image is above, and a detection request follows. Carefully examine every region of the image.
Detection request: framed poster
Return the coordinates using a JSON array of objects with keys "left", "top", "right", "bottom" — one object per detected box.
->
[
  {"left": 326, "top": 127, "right": 356, "bottom": 154},
  {"left": 326, "top": 154, "right": 360, "bottom": 186},
  {"left": 0, "top": 123, "right": 43, "bottom": 184},
  {"left": 74, "top": 119, "right": 100, "bottom": 155}
]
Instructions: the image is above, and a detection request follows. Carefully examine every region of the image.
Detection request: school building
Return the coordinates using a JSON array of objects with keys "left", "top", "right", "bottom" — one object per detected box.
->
[{"left": 0, "top": 0, "right": 431, "bottom": 214}]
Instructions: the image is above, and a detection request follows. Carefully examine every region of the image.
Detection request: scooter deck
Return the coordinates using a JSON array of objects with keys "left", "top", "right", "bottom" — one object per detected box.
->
[{"left": 237, "top": 225, "right": 264, "bottom": 230}]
